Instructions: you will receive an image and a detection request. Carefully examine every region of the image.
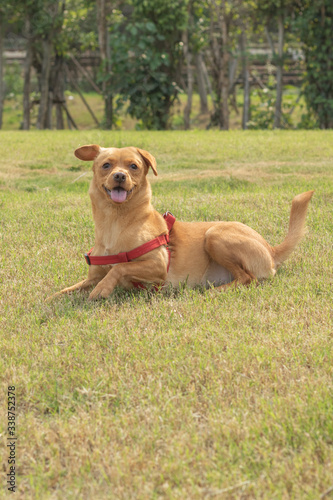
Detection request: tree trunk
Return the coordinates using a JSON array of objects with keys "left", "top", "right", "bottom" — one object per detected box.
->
[
  {"left": 196, "top": 53, "right": 208, "bottom": 114},
  {"left": 240, "top": 31, "right": 250, "bottom": 129},
  {"left": 274, "top": 15, "right": 284, "bottom": 129},
  {"left": 228, "top": 56, "right": 239, "bottom": 116},
  {"left": 46, "top": 56, "right": 54, "bottom": 130},
  {"left": 97, "top": 0, "right": 112, "bottom": 129},
  {"left": 48, "top": 55, "right": 66, "bottom": 129},
  {"left": 201, "top": 54, "right": 215, "bottom": 114},
  {"left": 265, "top": 25, "right": 275, "bottom": 56},
  {"left": 206, "top": 0, "right": 233, "bottom": 129},
  {"left": 56, "top": 98, "right": 64, "bottom": 129},
  {"left": 229, "top": 57, "right": 238, "bottom": 92},
  {"left": 0, "top": 20, "right": 4, "bottom": 129},
  {"left": 183, "top": 27, "right": 193, "bottom": 130},
  {"left": 46, "top": 90, "right": 53, "bottom": 129},
  {"left": 220, "top": 1, "right": 229, "bottom": 130},
  {"left": 23, "top": 21, "right": 32, "bottom": 130},
  {"left": 105, "top": 29, "right": 113, "bottom": 128},
  {"left": 54, "top": 57, "right": 65, "bottom": 129},
  {"left": 208, "top": 4, "right": 223, "bottom": 128},
  {"left": 37, "top": 38, "right": 52, "bottom": 129}
]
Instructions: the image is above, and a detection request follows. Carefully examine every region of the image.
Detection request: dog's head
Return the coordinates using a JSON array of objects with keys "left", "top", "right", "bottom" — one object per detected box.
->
[{"left": 75, "top": 145, "right": 157, "bottom": 206}]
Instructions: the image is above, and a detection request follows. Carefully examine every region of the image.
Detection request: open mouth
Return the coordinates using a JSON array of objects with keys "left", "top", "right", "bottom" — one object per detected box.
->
[{"left": 104, "top": 186, "right": 134, "bottom": 204}]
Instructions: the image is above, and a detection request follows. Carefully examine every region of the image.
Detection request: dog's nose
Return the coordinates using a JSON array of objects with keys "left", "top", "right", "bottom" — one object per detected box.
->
[{"left": 113, "top": 172, "right": 126, "bottom": 183}]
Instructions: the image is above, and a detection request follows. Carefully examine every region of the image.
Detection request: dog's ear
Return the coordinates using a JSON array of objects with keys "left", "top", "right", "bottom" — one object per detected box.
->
[
  {"left": 75, "top": 144, "right": 101, "bottom": 161},
  {"left": 136, "top": 148, "right": 158, "bottom": 176}
]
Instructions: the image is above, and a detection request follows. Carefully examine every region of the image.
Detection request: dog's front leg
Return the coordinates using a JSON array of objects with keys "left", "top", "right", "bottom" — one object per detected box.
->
[
  {"left": 45, "top": 278, "right": 102, "bottom": 302},
  {"left": 46, "top": 266, "right": 107, "bottom": 302},
  {"left": 88, "top": 259, "right": 167, "bottom": 300}
]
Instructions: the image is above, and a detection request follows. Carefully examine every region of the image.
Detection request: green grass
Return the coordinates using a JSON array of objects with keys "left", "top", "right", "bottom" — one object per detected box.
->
[{"left": 1, "top": 130, "right": 333, "bottom": 499}]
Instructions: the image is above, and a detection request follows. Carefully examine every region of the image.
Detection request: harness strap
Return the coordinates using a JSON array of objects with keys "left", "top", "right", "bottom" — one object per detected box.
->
[
  {"left": 163, "top": 211, "right": 176, "bottom": 233},
  {"left": 84, "top": 211, "right": 175, "bottom": 269}
]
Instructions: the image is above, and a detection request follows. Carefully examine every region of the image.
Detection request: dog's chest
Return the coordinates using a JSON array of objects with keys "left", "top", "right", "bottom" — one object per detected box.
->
[
  {"left": 96, "top": 219, "right": 125, "bottom": 254},
  {"left": 96, "top": 219, "right": 156, "bottom": 256}
]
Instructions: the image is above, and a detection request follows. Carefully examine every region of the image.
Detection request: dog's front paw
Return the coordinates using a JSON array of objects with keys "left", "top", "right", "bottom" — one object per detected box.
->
[{"left": 88, "top": 283, "right": 114, "bottom": 301}]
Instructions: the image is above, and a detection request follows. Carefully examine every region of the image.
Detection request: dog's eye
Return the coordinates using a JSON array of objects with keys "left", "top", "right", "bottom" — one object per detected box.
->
[
  {"left": 130, "top": 164, "right": 138, "bottom": 170},
  {"left": 102, "top": 163, "right": 111, "bottom": 170}
]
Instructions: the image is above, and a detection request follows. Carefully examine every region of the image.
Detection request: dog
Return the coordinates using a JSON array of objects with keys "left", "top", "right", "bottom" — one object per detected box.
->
[{"left": 48, "top": 145, "right": 314, "bottom": 301}]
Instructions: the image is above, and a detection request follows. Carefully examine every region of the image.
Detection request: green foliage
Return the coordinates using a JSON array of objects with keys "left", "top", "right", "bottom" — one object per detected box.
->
[
  {"left": 255, "top": 0, "right": 294, "bottom": 18},
  {"left": 109, "top": 0, "right": 187, "bottom": 130},
  {"left": 2, "top": 0, "right": 332, "bottom": 131},
  {"left": 248, "top": 88, "right": 276, "bottom": 129},
  {"left": 2, "top": 0, "right": 97, "bottom": 67},
  {"left": 247, "top": 71, "right": 300, "bottom": 129},
  {"left": 295, "top": 0, "right": 333, "bottom": 129},
  {"left": 297, "top": 111, "right": 319, "bottom": 130},
  {"left": 56, "top": 0, "right": 98, "bottom": 55},
  {"left": 248, "top": 87, "right": 295, "bottom": 129},
  {"left": 4, "top": 62, "right": 23, "bottom": 99}
]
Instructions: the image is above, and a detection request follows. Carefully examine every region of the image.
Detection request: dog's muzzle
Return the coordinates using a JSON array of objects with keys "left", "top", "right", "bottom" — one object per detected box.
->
[{"left": 104, "top": 185, "right": 134, "bottom": 203}]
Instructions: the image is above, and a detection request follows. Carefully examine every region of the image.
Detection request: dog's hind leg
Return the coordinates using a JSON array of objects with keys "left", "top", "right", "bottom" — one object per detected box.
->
[{"left": 204, "top": 222, "right": 276, "bottom": 291}]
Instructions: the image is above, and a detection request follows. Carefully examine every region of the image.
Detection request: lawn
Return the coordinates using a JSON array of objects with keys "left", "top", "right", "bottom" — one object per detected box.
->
[{"left": 1, "top": 130, "right": 333, "bottom": 499}]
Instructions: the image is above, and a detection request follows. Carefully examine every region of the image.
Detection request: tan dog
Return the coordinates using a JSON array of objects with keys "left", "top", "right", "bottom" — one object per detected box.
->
[{"left": 50, "top": 145, "right": 314, "bottom": 301}]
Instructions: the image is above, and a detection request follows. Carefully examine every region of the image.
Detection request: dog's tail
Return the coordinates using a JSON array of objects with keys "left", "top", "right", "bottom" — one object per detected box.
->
[{"left": 272, "top": 190, "right": 314, "bottom": 268}]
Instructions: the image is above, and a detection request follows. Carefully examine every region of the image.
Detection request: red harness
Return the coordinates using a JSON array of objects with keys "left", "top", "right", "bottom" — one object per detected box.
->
[{"left": 84, "top": 211, "right": 175, "bottom": 289}]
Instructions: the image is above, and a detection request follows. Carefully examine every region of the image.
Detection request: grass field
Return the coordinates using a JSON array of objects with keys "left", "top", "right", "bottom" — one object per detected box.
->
[{"left": 1, "top": 130, "right": 333, "bottom": 499}]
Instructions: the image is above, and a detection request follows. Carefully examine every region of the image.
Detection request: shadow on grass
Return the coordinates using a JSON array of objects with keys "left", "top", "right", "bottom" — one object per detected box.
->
[
  {"left": 53, "top": 282, "right": 207, "bottom": 309},
  {"left": 45, "top": 278, "right": 269, "bottom": 320}
]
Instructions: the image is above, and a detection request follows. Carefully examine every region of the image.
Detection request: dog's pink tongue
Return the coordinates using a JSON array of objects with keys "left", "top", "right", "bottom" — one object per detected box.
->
[{"left": 111, "top": 189, "right": 127, "bottom": 203}]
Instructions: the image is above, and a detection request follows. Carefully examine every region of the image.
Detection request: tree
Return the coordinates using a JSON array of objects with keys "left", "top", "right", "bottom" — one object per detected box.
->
[
  {"left": 195, "top": 53, "right": 208, "bottom": 114},
  {"left": 22, "top": 18, "right": 33, "bottom": 130},
  {"left": 109, "top": 0, "right": 187, "bottom": 130},
  {"left": 96, "top": 0, "right": 113, "bottom": 129},
  {"left": 239, "top": 30, "right": 251, "bottom": 129},
  {"left": 204, "top": 0, "right": 236, "bottom": 130},
  {"left": 35, "top": 1, "right": 65, "bottom": 129},
  {"left": 183, "top": 0, "right": 194, "bottom": 129},
  {"left": 236, "top": 1, "right": 257, "bottom": 129},
  {"left": 184, "top": 1, "right": 210, "bottom": 125},
  {"left": 295, "top": 0, "right": 333, "bottom": 129},
  {"left": 0, "top": 0, "right": 16, "bottom": 129},
  {"left": 0, "top": 12, "right": 4, "bottom": 129},
  {"left": 14, "top": 0, "right": 97, "bottom": 130},
  {"left": 256, "top": 0, "right": 295, "bottom": 129}
]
